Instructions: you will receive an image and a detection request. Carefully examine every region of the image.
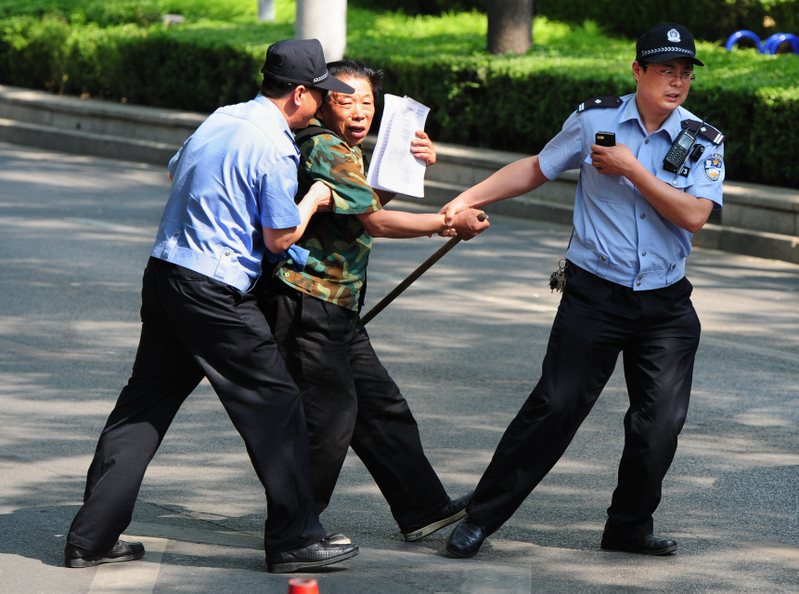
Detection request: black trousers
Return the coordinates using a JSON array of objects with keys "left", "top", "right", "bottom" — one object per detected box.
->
[
  {"left": 67, "top": 258, "right": 325, "bottom": 553},
  {"left": 467, "top": 263, "right": 700, "bottom": 537},
  {"left": 260, "top": 279, "right": 450, "bottom": 529}
]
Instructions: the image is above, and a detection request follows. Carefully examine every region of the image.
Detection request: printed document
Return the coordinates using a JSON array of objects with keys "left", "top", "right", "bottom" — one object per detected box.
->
[{"left": 367, "top": 94, "right": 431, "bottom": 198}]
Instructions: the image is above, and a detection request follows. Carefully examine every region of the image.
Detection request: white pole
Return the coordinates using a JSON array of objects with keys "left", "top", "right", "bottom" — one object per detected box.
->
[
  {"left": 295, "top": 0, "right": 347, "bottom": 62},
  {"left": 258, "top": 0, "right": 275, "bottom": 21}
]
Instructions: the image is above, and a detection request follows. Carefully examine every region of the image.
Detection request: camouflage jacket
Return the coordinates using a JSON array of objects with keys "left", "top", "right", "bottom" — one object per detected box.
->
[{"left": 277, "top": 118, "right": 382, "bottom": 310}]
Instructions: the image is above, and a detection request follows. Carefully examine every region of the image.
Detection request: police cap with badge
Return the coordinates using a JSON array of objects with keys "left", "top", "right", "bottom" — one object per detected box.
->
[
  {"left": 261, "top": 38, "right": 354, "bottom": 93},
  {"left": 638, "top": 23, "right": 724, "bottom": 177},
  {"left": 579, "top": 22, "right": 724, "bottom": 179}
]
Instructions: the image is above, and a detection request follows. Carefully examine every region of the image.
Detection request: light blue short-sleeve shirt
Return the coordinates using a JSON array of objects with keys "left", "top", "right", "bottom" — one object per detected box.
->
[
  {"left": 151, "top": 95, "right": 308, "bottom": 292},
  {"left": 538, "top": 93, "right": 725, "bottom": 290}
]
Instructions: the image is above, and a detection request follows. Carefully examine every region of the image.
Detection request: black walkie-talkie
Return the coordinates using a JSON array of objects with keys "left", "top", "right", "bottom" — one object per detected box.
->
[{"left": 664, "top": 118, "right": 705, "bottom": 175}]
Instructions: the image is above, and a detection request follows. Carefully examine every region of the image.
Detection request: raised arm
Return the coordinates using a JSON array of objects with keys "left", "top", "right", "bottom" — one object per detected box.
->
[
  {"left": 441, "top": 155, "right": 549, "bottom": 225},
  {"left": 357, "top": 206, "right": 489, "bottom": 240}
]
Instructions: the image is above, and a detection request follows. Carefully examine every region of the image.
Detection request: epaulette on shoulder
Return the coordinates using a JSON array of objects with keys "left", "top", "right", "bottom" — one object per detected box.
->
[
  {"left": 577, "top": 96, "right": 623, "bottom": 112},
  {"left": 681, "top": 119, "right": 725, "bottom": 145}
]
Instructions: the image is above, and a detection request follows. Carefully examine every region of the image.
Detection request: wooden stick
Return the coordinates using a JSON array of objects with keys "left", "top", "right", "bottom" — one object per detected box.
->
[{"left": 361, "top": 213, "right": 486, "bottom": 326}]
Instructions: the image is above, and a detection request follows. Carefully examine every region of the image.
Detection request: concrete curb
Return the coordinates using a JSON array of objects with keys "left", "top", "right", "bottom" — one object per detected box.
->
[
  {"left": 0, "top": 117, "right": 179, "bottom": 165},
  {"left": 2, "top": 84, "right": 798, "bottom": 264}
]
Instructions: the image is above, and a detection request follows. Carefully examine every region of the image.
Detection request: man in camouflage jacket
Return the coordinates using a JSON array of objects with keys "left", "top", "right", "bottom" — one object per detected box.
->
[{"left": 258, "top": 60, "right": 488, "bottom": 542}]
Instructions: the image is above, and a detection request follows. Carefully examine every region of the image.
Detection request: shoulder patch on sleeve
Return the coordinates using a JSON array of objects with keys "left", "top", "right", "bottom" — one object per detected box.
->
[
  {"left": 577, "top": 96, "right": 623, "bottom": 112},
  {"left": 702, "top": 153, "right": 724, "bottom": 182},
  {"left": 681, "top": 119, "right": 725, "bottom": 145}
]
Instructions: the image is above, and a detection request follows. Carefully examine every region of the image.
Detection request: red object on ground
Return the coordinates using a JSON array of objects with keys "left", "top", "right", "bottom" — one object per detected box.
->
[{"left": 288, "top": 578, "right": 320, "bottom": 594}]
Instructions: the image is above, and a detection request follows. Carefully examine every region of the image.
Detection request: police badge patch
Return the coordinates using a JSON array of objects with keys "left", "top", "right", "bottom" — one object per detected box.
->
[{"left": 703, "top": 153, "right": 723, "bottom": 181}]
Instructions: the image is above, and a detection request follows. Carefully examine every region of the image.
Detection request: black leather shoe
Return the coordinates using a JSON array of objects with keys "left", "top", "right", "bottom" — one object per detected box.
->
[
  {"left": 401, "top": 492, "right": 472, "bottom": 542},
  {"left": 445, "top": 516, "right": 488, "bottom": 558},
  {"left": 601, "top": 531, "right": 678, "bottom": 556},
  {"left": 64, "top": 540, "right": 145, "bottom": 568},
  {"left": 266, "top": 536, "right": 359, "bottom": 573}
]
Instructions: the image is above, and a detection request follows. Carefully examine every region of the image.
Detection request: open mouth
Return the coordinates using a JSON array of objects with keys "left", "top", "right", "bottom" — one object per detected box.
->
[{"left": 348, "top": 126, "right": 367, "bottom": 137}]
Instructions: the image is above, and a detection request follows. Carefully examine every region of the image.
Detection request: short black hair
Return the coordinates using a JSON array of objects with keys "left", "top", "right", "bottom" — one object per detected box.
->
[
  {"left": 260, "top": 75, "right": 298, "bottom": 99},
  {"left": 323, "top": 60, "right": 383, "bottom": 102}
]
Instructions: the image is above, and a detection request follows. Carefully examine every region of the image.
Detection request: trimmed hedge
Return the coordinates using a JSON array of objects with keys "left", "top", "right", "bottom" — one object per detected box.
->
[
  {"left": 349, "top": 0, "right": 799, "bottom": 44},
  {"left": 0, "top": 0, "right": 163, "bottom": 26},
  {"left": 0, "top": 0, "right": 256, "bottom": 24},
  {"left": 0, "top": 6, "right": 798, "bottom": 188},
  {"left": 0, "top": 16, "right": 289, "bottom": 108},
  {"left": 535, "top": 0, "right": 799, "bottom": 45}
]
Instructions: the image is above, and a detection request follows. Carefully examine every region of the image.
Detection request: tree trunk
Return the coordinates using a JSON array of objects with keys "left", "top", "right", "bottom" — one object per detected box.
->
[
  {"left": 295, "top": 0, "right": 347, "bottom": 62},
  {"left": 487, "top": 0, "right": 534, "bottom": 55},
  {"left": 258, "top": 0, "right": 275, "bottom": 22}
]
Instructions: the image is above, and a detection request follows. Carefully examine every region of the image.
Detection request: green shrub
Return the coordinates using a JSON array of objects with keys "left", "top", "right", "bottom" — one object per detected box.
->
[
  {"left": 0, "top": 4, "right": 798, "bottom": 188},
  {"left": 0, "top": 15, "right": 71, "bottom": 92},
  {"left": 0, "top": 0, "right": 261, "bottom": 25},
  {"left": 348, "top": 12, "right": 799, "bottom": 188},
  {"left": 350, "top": 0, "right": 799, "bottom": 43},
  {"left": 535, "top": 0, "right": 799, "bottom": 43},
  {"left": 0, "top": 0, "right": 162, "bottom": 26},
  {"left": 749, "top": 88, "right": 799, "bottom": 187},
  {"left": 0, "top": 13, "right": 293, "bottom": 110},
  {"left": 107, "top": 31, "right": 262, "bottom": 111}
]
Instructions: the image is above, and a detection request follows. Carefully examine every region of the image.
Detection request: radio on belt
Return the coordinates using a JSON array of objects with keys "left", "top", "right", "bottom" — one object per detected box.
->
[{"left": 663, "top": 117, "right": 706, "bottom": 177}]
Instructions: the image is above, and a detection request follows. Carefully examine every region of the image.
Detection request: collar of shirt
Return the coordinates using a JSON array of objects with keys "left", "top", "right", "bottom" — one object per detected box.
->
[
  {"left": 253, "top": 94, "right": 300, "bottom": 157},
  {"left": 618, "top": 94, "right": 685, "bottom": 143}
]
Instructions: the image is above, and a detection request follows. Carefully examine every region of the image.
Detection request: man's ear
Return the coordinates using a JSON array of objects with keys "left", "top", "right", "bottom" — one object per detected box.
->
[{"left": 292, "top": 85, "right": 309, "bottom": 107}]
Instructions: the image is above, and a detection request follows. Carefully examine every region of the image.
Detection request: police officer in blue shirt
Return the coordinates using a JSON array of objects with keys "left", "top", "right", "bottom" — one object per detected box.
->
[
  {"left": 64, "top": 39, "right": 361, "bottom": 574},
  {"left": 442, "top": 22, "right": 725, "bottom": 558}
]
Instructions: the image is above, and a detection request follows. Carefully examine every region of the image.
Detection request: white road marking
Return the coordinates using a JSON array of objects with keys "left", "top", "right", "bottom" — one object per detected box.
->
[{"left": 89, "top": 536, "right": 167, "bottom": 594}]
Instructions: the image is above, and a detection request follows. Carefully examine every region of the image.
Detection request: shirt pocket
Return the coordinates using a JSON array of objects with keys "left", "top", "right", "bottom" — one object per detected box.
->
[{"left": 581, "top": 157, "right": 632, "bottom": 204}]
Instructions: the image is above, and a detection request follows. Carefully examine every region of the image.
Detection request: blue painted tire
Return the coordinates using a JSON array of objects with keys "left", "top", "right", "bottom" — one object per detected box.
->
[
  {"left": 725, "top": 30, "right": 764, "bottom": 52},
  {"left": 762, "top": 33, "right": 799, "bottom": 54}
]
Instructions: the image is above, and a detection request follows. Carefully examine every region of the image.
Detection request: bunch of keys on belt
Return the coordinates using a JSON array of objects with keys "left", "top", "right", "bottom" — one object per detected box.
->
[{"left": 549, "top": 259, "right": 568, "bottom": 293}]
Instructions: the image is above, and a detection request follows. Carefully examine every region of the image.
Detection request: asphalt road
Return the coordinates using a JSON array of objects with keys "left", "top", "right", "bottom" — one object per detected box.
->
[{"left": 1, "top": 141, "right": 798, "bottom": 593}]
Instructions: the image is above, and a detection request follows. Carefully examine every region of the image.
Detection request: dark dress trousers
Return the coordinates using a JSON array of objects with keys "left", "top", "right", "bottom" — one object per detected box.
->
[
  {"left": 467, "top": 262, "right": 700, "bottom": 536},
  {"left": 260, "top": 278, "right": 450, "bottom": 529},
  {"left": 67, "top": 258, "right": 325, "bottom": 553}
]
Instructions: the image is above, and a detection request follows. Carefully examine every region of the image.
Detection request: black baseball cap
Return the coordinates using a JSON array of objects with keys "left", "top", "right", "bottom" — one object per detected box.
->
[
  {"left": 636, "top": 23, "right": 704, "bottom": 66},
  {"left": 261, "top": 39, "right": 355, "bottom": 93}
]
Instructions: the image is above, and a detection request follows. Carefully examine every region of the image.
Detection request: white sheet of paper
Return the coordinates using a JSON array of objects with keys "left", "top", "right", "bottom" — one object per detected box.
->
[
  {"left": 367, "top": 94, "right": 430, "bottom": 198},
  {"left": 366, "top": 94, "right": 400, "bottom": 194}
]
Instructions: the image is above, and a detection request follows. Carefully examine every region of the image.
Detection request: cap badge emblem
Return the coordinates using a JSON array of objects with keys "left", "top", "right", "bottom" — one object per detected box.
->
[{"left": 667, "top": 29, "right": 681, "bottom": 43}]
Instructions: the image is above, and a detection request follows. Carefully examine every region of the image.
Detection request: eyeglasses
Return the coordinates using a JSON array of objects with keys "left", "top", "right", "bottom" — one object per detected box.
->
[{"left": 655, "top": 69, "right": 697, "bottom": 83}]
